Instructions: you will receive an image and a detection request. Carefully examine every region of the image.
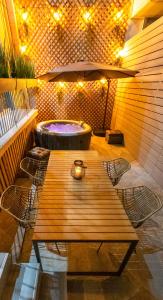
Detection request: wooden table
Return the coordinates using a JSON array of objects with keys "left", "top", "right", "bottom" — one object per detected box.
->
[{"left": 33, "top": 150, "right": 138, "bottom": 276}]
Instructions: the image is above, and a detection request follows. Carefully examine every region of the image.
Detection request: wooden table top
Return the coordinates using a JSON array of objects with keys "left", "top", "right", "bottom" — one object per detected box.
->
[{"left": 33, "top": 151, "right": 138, "bottom": 242}]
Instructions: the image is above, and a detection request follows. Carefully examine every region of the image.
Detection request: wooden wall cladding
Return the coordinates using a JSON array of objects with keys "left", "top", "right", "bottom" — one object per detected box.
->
[
  {"left": 111, "top": 17, "right": 163, "bottom": 187},
  {"left": 14, "top": 0, "right": 131, "bottom": 129},
  {"left": 0, "top": 114, "right": 37, "bottom": 195},
  {"left": 0, "top": 0, "right": 11, "bottom": 47}
]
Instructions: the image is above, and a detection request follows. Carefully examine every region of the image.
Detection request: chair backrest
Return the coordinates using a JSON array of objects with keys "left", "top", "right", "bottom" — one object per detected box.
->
[
  {"left": 103, "top": 158, "right": 131, "bottom": 186},
  {"left": 117, "top": 186, "right": 163, "bottom": 228},
  {"left": 20, "top": 157, "right": 47, "bottom": 186},
  {"left": 0, "top": 185, "right": 36, "bottom": 228}
]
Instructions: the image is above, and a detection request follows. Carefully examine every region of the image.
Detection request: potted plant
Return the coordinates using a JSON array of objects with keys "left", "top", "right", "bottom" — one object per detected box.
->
[
  {"left": 0, "top": 44, "right": 10, "bottom": 78},
  {"left": 10, "top": 53, "right": 35, "bottom": 78},
  {"left": 0, "top": 44, "right": 37, "bottom": 93}
]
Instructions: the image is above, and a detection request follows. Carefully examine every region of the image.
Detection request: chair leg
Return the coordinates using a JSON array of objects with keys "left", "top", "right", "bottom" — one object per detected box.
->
[
  {"left": 55, "top": 243, "right": 61, "bottom": 255},
  {"left": 97, "top": 242, "right": 103, "bottom": 254}
]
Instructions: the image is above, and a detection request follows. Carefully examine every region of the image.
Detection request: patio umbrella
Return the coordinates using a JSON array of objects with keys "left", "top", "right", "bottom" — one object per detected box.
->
[
  {"left": 37, "top": 61, "right": 138, "bottom": 130},
  {"left": 37, "top": 61, "right": 138, "bottom": 82}
]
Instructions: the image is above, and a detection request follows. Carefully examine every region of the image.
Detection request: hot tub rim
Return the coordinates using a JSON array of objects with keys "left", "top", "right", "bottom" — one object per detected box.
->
[{"left": 35, "top": 119, "right": 92, "bottom": 137}]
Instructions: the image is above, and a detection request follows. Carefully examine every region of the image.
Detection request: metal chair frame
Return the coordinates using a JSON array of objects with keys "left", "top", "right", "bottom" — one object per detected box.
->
[
  {"left": 103, "top": 158, "right": 131, "bottom": 186},
  {"left": 0, "top": 185, "right": 37, "bottom": 228},
  {"left": 116, "top": 185, "right": 163, "bottom": 228},
  {"left": 97, "top": 185, "right": 162, "bottom": 254},
  {"left": 20, "top": 157, "right": 48, "bottom": 187}
]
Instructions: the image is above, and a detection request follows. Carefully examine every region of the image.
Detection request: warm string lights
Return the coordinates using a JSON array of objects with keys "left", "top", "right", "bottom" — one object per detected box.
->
[
  {"left": 58, "top": 81, "right": 66, "bottom": 88},
  {"left": 82, "top": 10, "right": 92, "bottom": 24},
  {"left": 20, "top": 8, "right": 28, "bottom": 54},
  {"left": 100, "top": 78, "right": 107, "bottom": 85},
  {"left": 115, "top": 47, "right": 128, "bottom": 58},
  {"left": 52, "top": 9, "right": 63, "bottom": 25},
  {"left": 18, "top": 5, "right": 128, "bottom": 60},
  {"left": 22, "top": 11, "right": 28, "bottom": 21},
  {"left": 114, "top": 10, "right": 123, "bottom": 22},
  {"left": 20, "top": 44, "right": 27, "bottom": 54},
  {"left": 53, "top": 79, "right": 108, "bottom": 92},
  {"left": 76, "top": 81, "right": 84, "bottom": 89}
]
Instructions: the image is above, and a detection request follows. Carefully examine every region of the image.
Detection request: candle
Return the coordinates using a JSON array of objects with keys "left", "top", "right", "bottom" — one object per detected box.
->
[
  {"left": 74, "top": 166, "right": 82, "bottom": 179},
  {"left": 71, "top": 160, "right": 86, "bottom": 180}
]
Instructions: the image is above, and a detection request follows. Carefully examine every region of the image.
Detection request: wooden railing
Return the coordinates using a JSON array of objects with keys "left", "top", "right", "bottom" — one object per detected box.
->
[{"left": 0, "top": 110, "right": 38, "bottom": 194}]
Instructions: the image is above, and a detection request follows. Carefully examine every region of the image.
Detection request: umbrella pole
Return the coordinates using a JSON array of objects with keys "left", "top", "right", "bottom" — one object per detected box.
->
[{"left": 102, "top": 79, "right": 110, "bottom": 129}]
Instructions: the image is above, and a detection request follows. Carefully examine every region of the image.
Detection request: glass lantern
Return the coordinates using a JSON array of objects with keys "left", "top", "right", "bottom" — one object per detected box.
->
[{"left": 71, "top": 160, "right": 86, "bottom": 180}]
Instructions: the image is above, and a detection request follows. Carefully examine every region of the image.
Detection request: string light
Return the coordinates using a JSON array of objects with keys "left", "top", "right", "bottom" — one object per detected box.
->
[
  {"left": 118, "top": 47, "right": 128, "bottom": 58},
  {"left": 115, "top": 47, "right": 128, "bottom": 58},
  {"left": 53, "top": 10, "right": 62, "bottom": 22},
  {"left": 20, "top": 45, "right": 27, "bottom": 54},
  {"left": 76, "top": 81, "right": 84, "bottom": 88},
  {"left": 58, "top": 82, "right": 66, "bottom": 88},
  {"left": 22, "top": 11, "right": 28, "bottom": 21},
  {"left": 83, "top": 11, "right": 92, "bottom": 23},
  {"left": 100, "top": 78, "right": 107, "bottom": 85},
  {"left": 37, "top": 79, "right": 46, "bottom": 88},
  {"left": 114, "top": 10, "right": 123, "bottom": 22}
]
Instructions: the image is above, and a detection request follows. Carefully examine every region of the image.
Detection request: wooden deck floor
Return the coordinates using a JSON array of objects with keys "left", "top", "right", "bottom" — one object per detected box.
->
[{"left": 0, "top": 136, "right": 163, "bottom": 299}]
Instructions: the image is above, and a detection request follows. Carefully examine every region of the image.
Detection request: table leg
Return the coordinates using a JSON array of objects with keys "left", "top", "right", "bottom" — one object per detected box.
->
[
  {"left": 33, "top": 241, "right": 43, "bottom": 271},
  {"left": 117, "top": 240, "right": 138, "bottom": 275}
]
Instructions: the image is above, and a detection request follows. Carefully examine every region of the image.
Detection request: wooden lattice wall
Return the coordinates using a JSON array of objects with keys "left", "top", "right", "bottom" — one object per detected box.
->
[{"left": 14, "top": 0, "right": 131, "bottom": 129}]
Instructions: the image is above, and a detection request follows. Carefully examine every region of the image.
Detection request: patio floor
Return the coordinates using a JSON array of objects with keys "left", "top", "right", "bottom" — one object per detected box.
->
[{"left": 0, "top": 135, "right": 163, "bottom": 299}]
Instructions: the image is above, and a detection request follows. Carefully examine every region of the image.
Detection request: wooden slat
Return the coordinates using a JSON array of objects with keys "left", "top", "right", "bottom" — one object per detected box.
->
[
  {"left": 35, "top": 219, "right": 130, "bottom": 226},
  {"left": 33, "top": 232, "right": 138, "bottom": 241},
  {"left": 34, "top": 225, "right": 135, "bottom": 233},
  {"left": 37, "top": 204, "right": 123, "bottom": 209},
  {"left": 36, "top": 214, "right": 129, "bottom": 220}
]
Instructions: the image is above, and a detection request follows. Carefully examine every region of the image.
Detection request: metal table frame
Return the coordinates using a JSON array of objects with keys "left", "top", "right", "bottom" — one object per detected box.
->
[{"left": 33, "top": 239, "right": 138, "bottom": 276}]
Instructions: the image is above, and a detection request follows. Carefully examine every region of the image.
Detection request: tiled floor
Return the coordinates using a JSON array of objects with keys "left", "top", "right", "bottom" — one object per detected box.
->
[{"left": 1, "top": 136, "right": 163, "bottom": 299}]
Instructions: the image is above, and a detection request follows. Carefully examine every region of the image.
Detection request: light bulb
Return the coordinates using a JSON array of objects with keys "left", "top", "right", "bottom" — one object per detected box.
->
[
  {"left": 77, "top": 81, "right": 84, "bottom": 88},
  {"left": 58, "top": 82, "right": 65, "bottom": 88},
  {"left": 114, "top": 10, "right": 123, "bottom": 21},
  {"left": 83, "top": 11, "right": 91, "bottom": 23},
  {"left": 118, "top": 47, "right": 128, "bottom": 58},
  {"left": 53, "top": 11, "right": 62, "bottom": 22},
  {"left": 100, "top": 78, "right": 107, "bottom": 85},
  {"left": 22, "top": 11, "right": 28, "bottom": 21},
  {"left": 20, "top": 45, "right": 27, "bottom": 53}
]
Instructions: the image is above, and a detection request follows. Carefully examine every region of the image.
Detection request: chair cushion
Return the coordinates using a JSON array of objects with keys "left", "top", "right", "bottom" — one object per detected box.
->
[{"left": 27, "top": 147, "right": 50, "bottom": 160}]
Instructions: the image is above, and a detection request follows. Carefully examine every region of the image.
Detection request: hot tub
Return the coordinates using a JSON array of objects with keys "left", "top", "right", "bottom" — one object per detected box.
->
[{"left": 35, "top": 120, "right": 92, "bottom": 150}]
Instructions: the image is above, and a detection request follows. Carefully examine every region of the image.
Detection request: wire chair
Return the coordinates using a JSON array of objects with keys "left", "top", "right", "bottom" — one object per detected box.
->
[
  {"left": 97, "top": 185, "right": 162, "bottom": 254},
  {"left": 103, "top": 158, "right": 131, "bottom": 186},
  {"left": 20, "top": 157, "right": 48, "bottom": 187},
  {"left": 116, "top": 185, "right": 163, "bottom": 228},
  {"left": 0, "top": 185, "right": 37, "bottom": 229}
]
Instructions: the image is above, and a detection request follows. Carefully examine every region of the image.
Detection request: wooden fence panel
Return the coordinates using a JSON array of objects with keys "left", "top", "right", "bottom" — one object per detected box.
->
[{"left": 112, "top": 17, "right": 163, "bottom": 187}]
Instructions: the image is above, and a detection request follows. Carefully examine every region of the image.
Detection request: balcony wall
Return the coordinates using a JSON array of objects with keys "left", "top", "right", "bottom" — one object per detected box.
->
[
  {"left": 0, "top": 110, "right": 38, "bottom": 194},
  {"left": 111, "top": 17, "right": 163, "bottom": 187}
]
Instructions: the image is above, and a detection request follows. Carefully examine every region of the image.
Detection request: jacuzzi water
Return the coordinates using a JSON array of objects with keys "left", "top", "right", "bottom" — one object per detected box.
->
[{"left": 45, "top": 123, "right": 83, "bottom": 133}]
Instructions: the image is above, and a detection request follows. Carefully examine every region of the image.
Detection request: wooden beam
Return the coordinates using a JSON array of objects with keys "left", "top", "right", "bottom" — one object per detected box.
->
[{"left": 5, "top": 0, "right": 20, "bottom": 54}]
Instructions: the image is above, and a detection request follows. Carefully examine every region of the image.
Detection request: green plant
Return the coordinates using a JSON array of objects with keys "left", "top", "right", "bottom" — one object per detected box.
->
[
  {"left": 10, "top": 54, "right": 35, "bottom": 78},
  {"left": 0, "top": 43, "right": 35, "bottom": 78},
  {"left": 0, "top": 44, "right": 10, "bottom": 78}
]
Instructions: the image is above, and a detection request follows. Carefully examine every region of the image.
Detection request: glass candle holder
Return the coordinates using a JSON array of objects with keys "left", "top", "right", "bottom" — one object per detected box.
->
[{"left": 71, "top": 160, "right": 86, "bottom": 180}]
